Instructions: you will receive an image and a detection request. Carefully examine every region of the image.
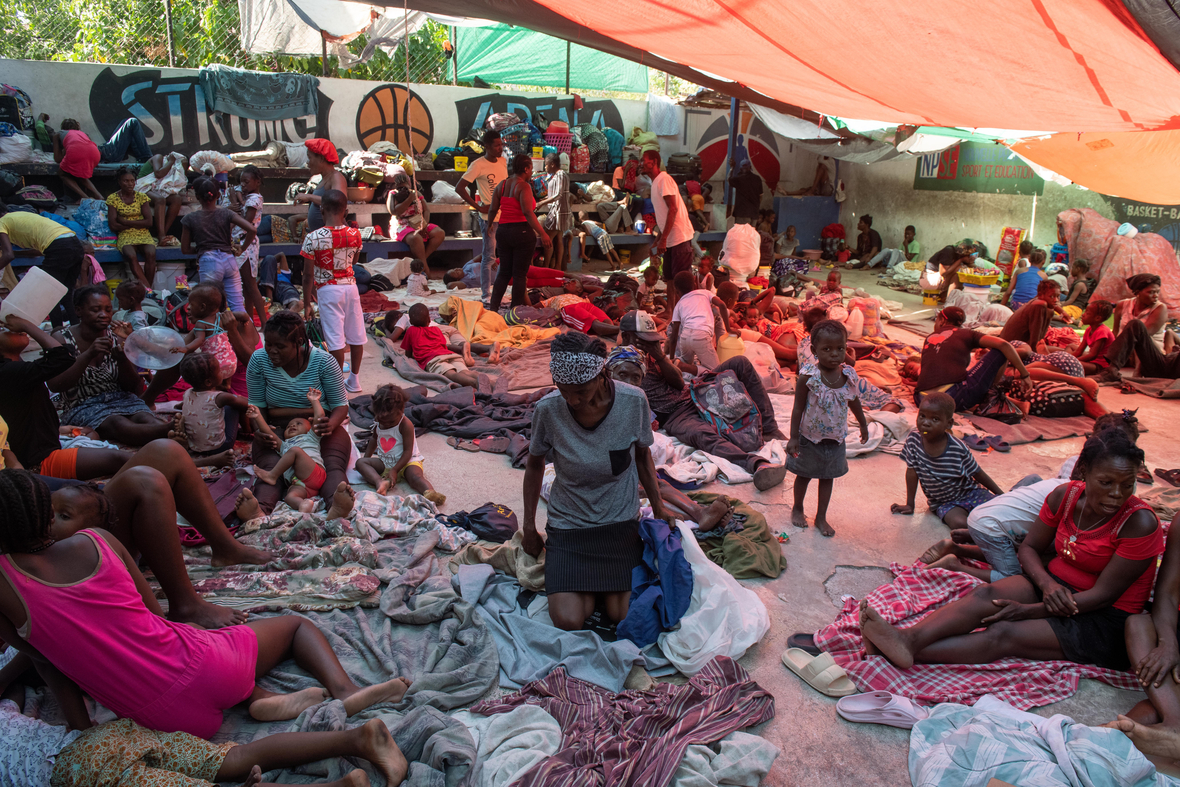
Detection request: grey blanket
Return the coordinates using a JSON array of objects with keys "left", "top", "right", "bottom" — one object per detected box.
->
[
  {"left": 1119, "top": 376, "right": 1180, "bottom": 399},
  {"left": 210, "top": 531, "right": 498, "bottom": 786},
  {"left": 455, "top": 564, "right": 644, "bottom": 693},
  {"left": 199, "top": 64, "right": 319, "bottom": 121},
  {"left": 958, "top": 413, "right": 1095, "bottom": 445}
]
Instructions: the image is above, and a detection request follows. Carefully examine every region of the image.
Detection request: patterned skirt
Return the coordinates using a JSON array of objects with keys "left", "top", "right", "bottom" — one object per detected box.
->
[
  {"left": 545, "top": 519, "right": 643, "bottom": 594},
  {"left": 60, "top": 389, "right": 153, "bottom": 430}
]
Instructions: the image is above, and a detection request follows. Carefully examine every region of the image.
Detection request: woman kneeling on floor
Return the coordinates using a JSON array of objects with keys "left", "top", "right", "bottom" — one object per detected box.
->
[
  {"left": 520, "top": 332, "right": 670, "bottom": 631},
  {"left": 861, "top": 428, "right": 1161, "bottom": 671}
]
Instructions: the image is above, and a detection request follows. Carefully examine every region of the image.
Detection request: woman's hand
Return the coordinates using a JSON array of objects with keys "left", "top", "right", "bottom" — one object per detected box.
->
[
  {"left": 1137, "top": 641, "right": 1180, "bottom": 688},
  {"left": 982, "top": 599, "right": 1033, "bottom": 625},
  {"left": 312, "top": 414, "right": 333, "bottom": 437},
  {"left": 110, "top": 321, "right": 133, "bottom": 340},
  {"left": 540, "top": 232, "right": 552, "bottom": 248},
  {"left": 1040, "top": 581, "right": 1078, "bottom": 616},
  {"left": 891, "top": 503, "right": 914, "bottom": 515},
  {"left": 293, "top": 193, "right": 312, "bottom": 204},
  {"left": 1, "top": 314, "right": 37, "bottom": 334},
  {"left": 85, "top": 335, "right": 114, "bottom": 361},
  {"left": 521, "top": 527, "right": 545, "bottom": 558}
]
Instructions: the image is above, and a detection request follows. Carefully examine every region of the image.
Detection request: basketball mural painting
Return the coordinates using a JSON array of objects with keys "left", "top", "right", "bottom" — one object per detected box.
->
[
  {"left": 355, "top": 84, "right": 435, "bottom": 155},
  {"left": 89, "top": 67, "right": 333, "bottom": 157},
  {"left": 694, "top": 109, "right": 781, "bottom": 185}
]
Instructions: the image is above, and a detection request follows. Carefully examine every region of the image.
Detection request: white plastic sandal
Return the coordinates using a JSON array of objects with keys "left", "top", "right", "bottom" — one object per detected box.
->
[
  {"left": 781, "top": 648, "right": 857, "bottom": 697},
  {"left": 836, "top": 691, "right": 929, "bottom": 729}
]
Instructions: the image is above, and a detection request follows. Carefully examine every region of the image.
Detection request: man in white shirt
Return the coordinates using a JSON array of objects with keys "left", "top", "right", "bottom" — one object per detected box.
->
[
  {"left": 457, "top": 129, "right": 507, "bottom": 303},
  {"left": 641, "top": 151, "right": 693, "bottom": 310}
]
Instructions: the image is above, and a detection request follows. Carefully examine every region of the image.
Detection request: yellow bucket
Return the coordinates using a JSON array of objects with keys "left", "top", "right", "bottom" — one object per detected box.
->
[
  {"left": 105, "top": 279, "right": 123, "bottom": 298},
  {"left": 618, "top": 249, "right": 631, "bottom": 267}
]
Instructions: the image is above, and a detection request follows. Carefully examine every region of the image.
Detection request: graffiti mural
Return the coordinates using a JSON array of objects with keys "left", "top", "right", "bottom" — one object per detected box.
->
[
  {"left": 693, "top": 110, "right": 780, "bottom": 186},
  {"left": 453, "top": 94, "right": 624, "bottom": 142},
  {"left": 88, "top": 67, "right": 332, "bottom": 157},
  {"left": 354, "top": 84, "right": 434, "bottom": 155}
]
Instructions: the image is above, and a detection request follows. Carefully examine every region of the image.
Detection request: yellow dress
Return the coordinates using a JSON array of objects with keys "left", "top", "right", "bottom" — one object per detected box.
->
[{"left": 106, "top": 191, "right": 155, "bottom": 247}]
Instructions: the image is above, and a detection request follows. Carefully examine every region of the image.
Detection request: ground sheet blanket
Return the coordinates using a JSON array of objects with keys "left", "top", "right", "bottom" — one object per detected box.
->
[
  {"left": 471, "top": 656, "right": 776, "bottom": 787},
  {"left": 909, "top": 696, "right": 1175, "bottom": 787},
  {"left": 813, "top": 563, "right": 1142, "bottom": 709}
]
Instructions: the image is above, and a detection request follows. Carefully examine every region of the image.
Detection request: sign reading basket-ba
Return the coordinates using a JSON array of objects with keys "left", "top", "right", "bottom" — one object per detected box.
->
[{"left": 914, "top": 142, "right": 1044, "bottom": 196}]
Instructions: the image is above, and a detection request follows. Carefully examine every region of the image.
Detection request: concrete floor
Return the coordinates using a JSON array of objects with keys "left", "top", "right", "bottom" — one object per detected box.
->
[{"left": 355, "top": 264, "right": 1177, "bottom": 786}]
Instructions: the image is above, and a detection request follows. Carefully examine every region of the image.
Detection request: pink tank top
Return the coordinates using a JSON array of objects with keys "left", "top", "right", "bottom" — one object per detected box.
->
[
  {"left": 0, "top": 530, "right": 249, "bottom": 735},
  {"left": 498, "top": 182, "right": 528, "bottom": 223}
]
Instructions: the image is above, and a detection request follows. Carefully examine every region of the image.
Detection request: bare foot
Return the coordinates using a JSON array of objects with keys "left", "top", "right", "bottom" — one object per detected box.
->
[
  {"left": 462, "top": 342, "right": 474, "bottom": 366},
  {"left": 249, "top": 686, "right": 329, "bottom": 721},
  {"left": 814, "top": 516, "right": 836, "bottom": 538},
  {"left": 357, "top": 718, "right": 409, "bottom": 786},
  {"left": 375, "top": 479, "right": 392, "bottom": 495},
  {"left": 927, "top": 554, "right": 967, "bottom": 572},
  {"left": 241, "top": 764, "right": 263, "bottom": 787},
  {"left": 1104, "top": 716, "right": 1180, "bottom": 760},
  {"left": 424, "top": 489, "right": 446, "bottom": 507},
  {"left": 920, "top": 538, "right": 956, "bottom": 564},
  {"left": 697, "top": 499, "right": 731, "bottom": 532},
  {"left": 253, "top": 465, "right": 280, "bottom": 485},
  {"left": 325, "top": 482, "right": 356, "bottom": 520},
  {"left": 791, "top": 507, "right": 808, "bottom": 528},
  {"left": 950, "top": 528, "right": 975, "bottom": 545},
  {"left": 338, "top": 770, "right": 371, "bottom": 787},
  {"left": 235, "top": 488, "right": 262, "bottom": 521},
  {"left": 341, "top": 677, "right": 410, "bottom": 716},
  {"left": 194, "top": 449, "right": 234, "bottom": 469},
  {"left": 489, "top": 341, "right": 502, "bottom": 364},
  {"left": 860, "top": 601, "right": 915, "bottom": 669},
  {"left": 298, "top": 498, "right": 317, "bottom": 513},
  {"left": 858, "top": 599, "right": 880, "bottom": 656},
  {"left": 209, "top": 541, "right": 274, "bottom": 568},
  {"left": 1077, "top": 377, "right": 1100, "bottom": 400},
  {"left": 168, "top": 598, "right": 248, "bottom": 629}
]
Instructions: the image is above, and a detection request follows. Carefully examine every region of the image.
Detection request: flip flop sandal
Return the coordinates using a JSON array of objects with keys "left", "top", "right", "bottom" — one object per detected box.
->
[
  {"left": 787, "top": 632, "right": 821, "bottom": 657},
  {"left": 1138, "top": 468, "right": 1154, "bottom": 485},
  {"left": 781, "top": 648, "right": 857, "bottom": 697},
  {"left": 983, "top": 435, "right": 1011, "bottom": 453},
  {"left": 474, "top": 436, "right": 510, "bottom": 454},
  {"left": 446, "top": 437, "right": 481, "bottom": 452},
  {"left": 1119, "top": 382, "right": 1138, "bottom": 395},
  {"left": 836, "top": 691, "right": 929, "bottom": 729},
  {"left": 960, "top": 434, "right": 989, "bottom": 452},
  {"left": 1155, "top": 469, "right": 1180, "bottom": 487}
]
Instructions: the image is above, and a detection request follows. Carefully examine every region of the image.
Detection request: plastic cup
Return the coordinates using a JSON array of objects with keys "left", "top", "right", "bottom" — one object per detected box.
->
[{"left": 0, "top": 267, "right": 68, "bottom": 325}]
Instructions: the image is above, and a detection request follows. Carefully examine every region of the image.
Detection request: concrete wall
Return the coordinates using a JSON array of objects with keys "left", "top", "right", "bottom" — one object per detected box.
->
[{"left": 836, "top": 156, "right": 1116, "bottom": 256}]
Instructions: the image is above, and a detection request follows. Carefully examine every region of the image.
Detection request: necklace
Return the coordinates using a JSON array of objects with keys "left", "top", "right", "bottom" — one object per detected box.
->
[
  {"left": 1062, "top": 495, "right": 1118, "bottom": 560},
  {"left": 24, "top": 538, "right": 56, "bottom": 554}
]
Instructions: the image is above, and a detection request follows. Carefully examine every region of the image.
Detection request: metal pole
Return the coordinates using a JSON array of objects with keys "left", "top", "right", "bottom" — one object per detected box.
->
[
  {"left": 664, "top": 72, "right": 670, "bottom": 95},
  {"left": 321, "top": 32, "right": 329, "bottom": 77},
  {"left": 451, "top": 26, "right": 457, "bottom": 85},
  {"left": 162, "top": 0, "right": 176, "bottom": 67},
  {"left": 723, "top": 96, "right": 739, "bottom": 208},
  {"left": 565, "top": 40, "right": 571, "bottom": 94}
]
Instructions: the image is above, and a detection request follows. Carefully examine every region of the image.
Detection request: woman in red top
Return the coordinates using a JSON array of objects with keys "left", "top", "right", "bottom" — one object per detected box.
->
[
  {"left": 862, "top": 428, "right": 1161, "bottom": 670},
  {"left": 487, "top": 153, "right": 551, "bottom": 312}
]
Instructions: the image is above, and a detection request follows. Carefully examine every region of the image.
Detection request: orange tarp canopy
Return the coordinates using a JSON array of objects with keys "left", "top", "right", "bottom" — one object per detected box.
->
[
  {"left": 391, "top": 0, "right": 1180, "bottom": 133},
  {"left": 1011, "top": 130, "right": 1180, "bottom": 204}
]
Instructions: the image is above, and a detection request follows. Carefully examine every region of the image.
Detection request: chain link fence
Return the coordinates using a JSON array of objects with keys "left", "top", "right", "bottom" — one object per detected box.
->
[{"left": 1, "top": 0, "right": 453, "bottom": 85}]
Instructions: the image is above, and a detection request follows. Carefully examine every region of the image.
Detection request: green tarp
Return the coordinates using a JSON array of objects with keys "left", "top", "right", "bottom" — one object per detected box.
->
[{"left": 455, "top": 24, "right": 648, "bottom": 93}]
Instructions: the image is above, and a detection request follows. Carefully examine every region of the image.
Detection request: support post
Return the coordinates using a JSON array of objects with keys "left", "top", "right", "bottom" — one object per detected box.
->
[
  {"left": 723, "top": 96, "right": 739, "bottom": 208},
  {"left": 451, "top": 26, "right": 458, "bottom": 85},
  {"left": 321, "top": 32, "right": 329, "bottom": 77},
  {"left": 163, "top": 0, "right": 176, "bottom": 67},
  {"left": 565, "top": 41, "right": 571, "bottom": 94}
]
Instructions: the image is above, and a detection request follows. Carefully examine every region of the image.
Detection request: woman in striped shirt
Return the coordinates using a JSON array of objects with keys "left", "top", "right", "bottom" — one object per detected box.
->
[{"left": 246, "top": 311, "right": 354, "bottom": 516}]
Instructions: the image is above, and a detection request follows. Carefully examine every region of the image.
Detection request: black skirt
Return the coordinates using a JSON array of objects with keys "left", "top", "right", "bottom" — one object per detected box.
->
[
  {"left": 544, "top": 519, "right": 643, "bottom": 594},
  {"left": 1038, "top": 574, "right": 1132, "bottom": 670}
]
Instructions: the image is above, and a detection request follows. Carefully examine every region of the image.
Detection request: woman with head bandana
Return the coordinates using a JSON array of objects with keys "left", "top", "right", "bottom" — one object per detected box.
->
[{"left": 521, "top": 333, "right": 670, "bottom": 631}]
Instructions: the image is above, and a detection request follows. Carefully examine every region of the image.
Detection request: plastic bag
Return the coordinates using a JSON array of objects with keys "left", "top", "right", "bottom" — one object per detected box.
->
[
  {"left": 430, "top": 181, "right": 465, "bottom": 204},
  {"left": 136, "top": 153, "right": 188, "bottom": 196},
  {"left": 0, "top": 133, "right": 34, "bottom": 165},
  {"left": 189, "top": 150, "right": 235, "bottom": 175},
  {"left": 720, "top": 224, "right": 761, "bottom": 284},
  {"left": 657, "top": 520, "right": 770, "bottom": 674},
  {"left": 72, "top": 199, "right": 114, "bottom": 239},
  {"left": 628, "top": 127, "right": 659, "bottom": 152}
]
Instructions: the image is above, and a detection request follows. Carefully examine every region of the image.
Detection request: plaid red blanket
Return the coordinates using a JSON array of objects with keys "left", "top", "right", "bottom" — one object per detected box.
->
[{"left": 814, "top": 562, "right": 1142, "bottom": 710}]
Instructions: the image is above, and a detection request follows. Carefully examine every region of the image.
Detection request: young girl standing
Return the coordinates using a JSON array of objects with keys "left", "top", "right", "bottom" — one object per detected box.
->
[
  {"left": 787, "top": 319, "right": 869, "bottom": 537},
  {"left": 181, "top": 177, "right": 255, "bottom": 312},
  {"left": 230, "top": 164, "right": 268, "bottom": 330},
  {"left": 355, "top": 384, "right": 444, "bottom": 505},
  {"left": 106, "top": 165, "right": 157, "bottom": 289}
]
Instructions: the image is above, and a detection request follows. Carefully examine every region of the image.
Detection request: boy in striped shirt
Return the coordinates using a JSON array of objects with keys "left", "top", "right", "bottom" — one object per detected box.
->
[{"left": 891, "top": 393, "right": 1003, "bottom": 528}]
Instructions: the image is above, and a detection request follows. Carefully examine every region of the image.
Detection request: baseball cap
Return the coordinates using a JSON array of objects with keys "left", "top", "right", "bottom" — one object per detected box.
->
[{"left": 619, "top": 310, "right": 661, "bottom": 342}]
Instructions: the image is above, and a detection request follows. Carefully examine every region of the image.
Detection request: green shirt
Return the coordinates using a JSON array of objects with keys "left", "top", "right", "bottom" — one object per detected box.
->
[{"left": 906, "top": 239, "right": 921, "bottom": 257}]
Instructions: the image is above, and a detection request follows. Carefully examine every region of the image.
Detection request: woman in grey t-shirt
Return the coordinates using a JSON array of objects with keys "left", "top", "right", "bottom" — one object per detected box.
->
[{"left": 521, "top": 333, "right": 670, "bottom": 631}]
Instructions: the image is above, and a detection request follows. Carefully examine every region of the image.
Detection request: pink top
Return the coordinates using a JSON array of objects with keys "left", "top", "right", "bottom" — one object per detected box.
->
[
  {"left": 499, "top": 194, "right": 527, "bottom": 223},
  {"left": 59, "top": 130, "right": 100, "bottom": 178},
  {"left": 0, "top": 530, "right": 256, "bottom": 737}
]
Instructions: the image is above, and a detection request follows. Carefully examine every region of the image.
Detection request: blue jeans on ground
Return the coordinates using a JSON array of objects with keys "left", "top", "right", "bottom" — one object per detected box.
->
[
  {"left": 198, "top": 250, "right": 245, "bottom": 311},
  {"left": 477, "top": 214, "right": 497, "bottom": 301},
  {"left": 99, "top": 118, "right": 152, "bottom": 163},
  {"left": 914, "top": 348, "right": 1009, "bottom": 411},
  {"left": 966, "top": 528, "right": 1024, "bottom": 583}
]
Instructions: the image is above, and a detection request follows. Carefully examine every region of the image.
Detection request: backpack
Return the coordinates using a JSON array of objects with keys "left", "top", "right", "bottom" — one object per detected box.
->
[
  {"left": 164, "top": 290, "right": 194, "bottom": 333},
  {"left": 689, "top": 370, "right": 763, "bottom": 453},
  {"left": 1026, "top": 381, "right": 1085, "bottom": 418},
  {"left": 570, "top": 144, "right": 590, "bottom": 174},
  {"left": 12, "top": 185, "right": 57, "bottom": 211},
  {"left": 486, "top": 112, "right": 521, "bottom": 132},
  {"left": 433, "top": 147, "right": 459, "bottom": 170}
]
